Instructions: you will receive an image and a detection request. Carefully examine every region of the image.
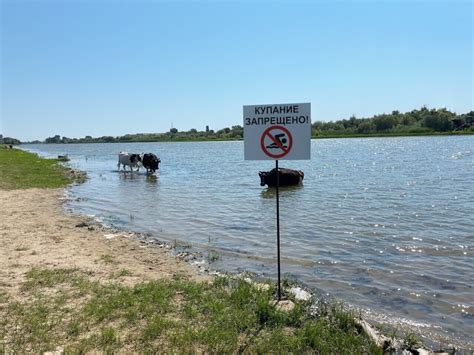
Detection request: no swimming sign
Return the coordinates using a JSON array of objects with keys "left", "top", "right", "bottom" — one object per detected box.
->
[
  {"left": 243, "top": 102, "right": 311, "bottom": 299},
  {"left": 243, "top": 103, "right": 311, "bottom": 160}
]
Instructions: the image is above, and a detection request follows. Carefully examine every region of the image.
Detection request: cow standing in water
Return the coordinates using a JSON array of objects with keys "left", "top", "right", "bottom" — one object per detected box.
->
[
  {"left": 117, "top": 152, "right": 142, "bottom": 172},
  {"left": 142, "top": 153, "right": 161, "bottom": 174},
  {"left": 259, "top": 168, "right": 304, "bottom": 187}
]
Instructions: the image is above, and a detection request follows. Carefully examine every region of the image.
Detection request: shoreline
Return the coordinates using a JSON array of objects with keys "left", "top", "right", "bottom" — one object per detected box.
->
[
  {"left": 0, "top": 186, "right": 388, "bottom": 353},
  {"left": 68, "top": 199, "right": 471, "bottom": 352},
  {"left": 2, "top": 186, "right": 464, "bottom": 353},
  {"left": 61, "top": 186, "right": 472, "bottom": 352},
  {"left": 0, "top": 187, "right": 209, "bottom": 302}
]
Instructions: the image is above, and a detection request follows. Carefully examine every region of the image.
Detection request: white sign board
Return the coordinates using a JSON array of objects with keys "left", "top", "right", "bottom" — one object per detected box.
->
[{"left": 243, "top": 103, "right": 311, "bottom": 160}]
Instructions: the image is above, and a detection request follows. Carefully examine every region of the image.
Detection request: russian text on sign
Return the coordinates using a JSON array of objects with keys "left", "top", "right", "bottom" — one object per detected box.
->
[
  {"left": 254, "top": 105, "right": 300, "bottom": 115},
  {"left": 245, "top": 116, "right": 310, "bottom": 126},
  {"left": 243, "top": 102, "right": 311, "bottom": 161}
]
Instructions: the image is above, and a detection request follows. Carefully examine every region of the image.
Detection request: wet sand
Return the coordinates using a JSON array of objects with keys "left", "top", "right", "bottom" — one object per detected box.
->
[{"left": 0, "top": 188, "right": 207, "bottom": 300}]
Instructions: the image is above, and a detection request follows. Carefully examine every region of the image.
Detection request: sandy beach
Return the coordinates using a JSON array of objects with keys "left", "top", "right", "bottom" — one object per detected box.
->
[{"left": 0, "top": 187, "right": 206, "bottom": 301}]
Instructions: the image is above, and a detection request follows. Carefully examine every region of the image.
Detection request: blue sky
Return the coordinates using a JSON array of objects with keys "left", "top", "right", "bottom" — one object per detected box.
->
[{"left": 1, "top": 0, "right": 472, "bottom": 141}]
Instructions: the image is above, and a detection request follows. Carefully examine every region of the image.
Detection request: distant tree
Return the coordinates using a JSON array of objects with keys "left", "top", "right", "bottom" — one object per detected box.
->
[
  {"left": 119, "top": 135, "right": 133, "bottom": 141},
  {"left": 312, "top": 121, "right": 324, "bottom": 131},
  {"left": 45, "top": 135, "right": 61, "bottom": 144},
  {"left": 422, "top": 110, "right": 454, "bottom": 131},
  {"left": 467, "top": 111, "right": 474, "bottom": 124},
  {"left": 347, "top": 115, "right": 358, "bottom": 129},
  {"left": 341, "top": 116, "right": 359, "bottom": 130},
  {"left": 322, "top": 122, "right": 344, "bottom": 131},
  {"left": 401, "top": 114, "right": 416, "bottom": 126},
  {"left": 216, "top": 128, "right": 231, "bottom": 137},
  {"left": 357, "top": 121, "right": 375, "bottom": 134},
  {"left": 170, "top": 128, "right": 178, "bottom": 134},
  {"left": 230, "top": 125, "right": 243, "bottom": 138},
  {"left": 373, "top": 115, "right": 398, "bottom": 131},
  {"left": 102, "top": 136, "right": 116, "bottom": 142},
  {"left": 3, "top": 137, "right": 21, "bottom": 145}
]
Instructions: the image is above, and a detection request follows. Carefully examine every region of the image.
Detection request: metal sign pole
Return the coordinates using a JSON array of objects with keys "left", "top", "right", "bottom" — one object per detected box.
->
[
  {"left": 276, "top": 159, "right": 281, "bottom": 300},
  {"left": 243, "top": 102, "right": 311, "bottom": 302}
]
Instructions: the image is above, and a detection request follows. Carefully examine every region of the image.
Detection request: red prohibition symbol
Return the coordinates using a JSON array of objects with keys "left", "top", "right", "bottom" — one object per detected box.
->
[{"left": 260, "top": 125, "right": 293, "bottom": 159}]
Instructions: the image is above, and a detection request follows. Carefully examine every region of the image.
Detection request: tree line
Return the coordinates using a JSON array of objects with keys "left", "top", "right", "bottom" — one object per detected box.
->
[
  {"left": 312, "top": 107, "right": 473, "bottom": 137},
  {"left": 43, "top": 125, "right": 244, "bottom": 144},
  {"left": 0, "top": 136, "right": 21, "bottom": 145},
  {"left": 33, "top": 106, "right": 474, "bottom": 144}
]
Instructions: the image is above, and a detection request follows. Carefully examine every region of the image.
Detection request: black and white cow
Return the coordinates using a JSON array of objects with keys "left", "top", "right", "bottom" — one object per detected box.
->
[
  {"left": 258, "top": 168, "right": 304, "bottom": 187},
  {"left": 142, "top": 153, "right": 161, "bottom": 174},
  {"left": 117, "top": 152, "right": 142, "bottom": 171}
]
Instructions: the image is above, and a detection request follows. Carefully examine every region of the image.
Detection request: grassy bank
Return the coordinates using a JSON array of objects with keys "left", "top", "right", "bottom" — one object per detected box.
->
[
  {"left": 0, "top": 268, "right": 381, "bottom": 353},
  {"left": 0, "top": 147, "right": 73, "bottom": 190}
]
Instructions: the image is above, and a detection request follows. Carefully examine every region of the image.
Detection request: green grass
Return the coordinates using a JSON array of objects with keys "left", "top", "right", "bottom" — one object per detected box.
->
[
  {"left": 110, "top": 269, "right": 133, "bottom": 279},
  {"left": 22, "top": 268, "right": 81, "bottom": 291},
  {"left": 98, "top": 254, "right": 116, "bottom": 265},
  {"left": 0, "top": 268, "right": 382, "bottom": 353},
  {"left": 0, "top": 147, "right": 72, "bottom": 190}
]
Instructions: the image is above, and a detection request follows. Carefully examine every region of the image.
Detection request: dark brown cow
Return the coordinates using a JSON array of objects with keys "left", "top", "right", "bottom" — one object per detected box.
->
[
  {"left": 258, "top": 168, "right": 304, "bottom": 187},
  {"left": 142, "top": 153, "right": 161, "bottom": 174}
]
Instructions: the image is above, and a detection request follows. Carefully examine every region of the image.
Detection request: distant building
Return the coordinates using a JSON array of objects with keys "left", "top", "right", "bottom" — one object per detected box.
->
[
  {"left": 0, "top": 134, "right": 3, "bottom": 144},
  {"left": 206, "top": 125, "right": 209, "bottom": 133}
]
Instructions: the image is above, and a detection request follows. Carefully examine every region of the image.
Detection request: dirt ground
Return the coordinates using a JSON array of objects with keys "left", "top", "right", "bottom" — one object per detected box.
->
[{"left": 0, "top": 188, "right": 207, "bottom": 300}]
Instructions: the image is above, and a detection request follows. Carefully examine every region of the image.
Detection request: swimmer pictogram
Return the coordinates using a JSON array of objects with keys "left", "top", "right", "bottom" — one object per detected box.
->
[{"left": 260, "top": 125, "right": 293, "bottom": 159}]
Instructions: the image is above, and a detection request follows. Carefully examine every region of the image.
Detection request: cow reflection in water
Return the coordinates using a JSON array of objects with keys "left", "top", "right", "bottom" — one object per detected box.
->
[
  {"left": 145, "top": 174, "right": 158, "bottom": 185},
  {"left": 258, "top": 168, "right": 304, "bottom": 187},
  {"left": 118, "top": 172, "right": 139, "bottom": 181}
]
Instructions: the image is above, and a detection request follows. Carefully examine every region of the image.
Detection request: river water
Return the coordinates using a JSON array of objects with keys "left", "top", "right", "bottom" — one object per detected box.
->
[{"left": 24, "top": 136, "right": 473, "bottom": 348}]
